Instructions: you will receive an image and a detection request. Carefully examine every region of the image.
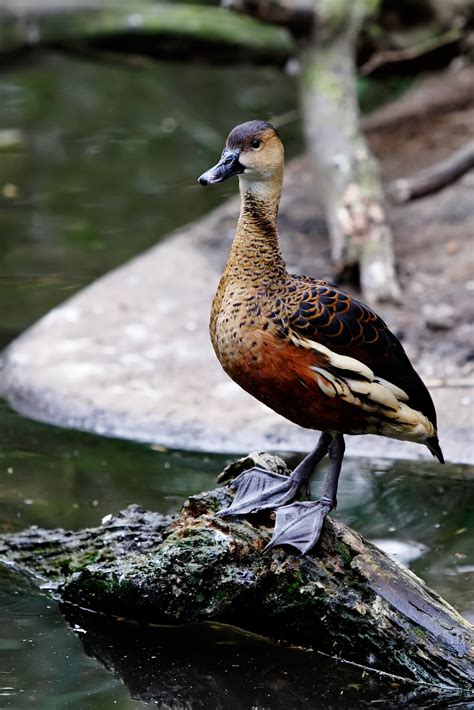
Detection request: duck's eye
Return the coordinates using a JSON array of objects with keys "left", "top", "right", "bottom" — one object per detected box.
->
[{"left": 251, "top": 139, "right": 261, "bottom": 150}]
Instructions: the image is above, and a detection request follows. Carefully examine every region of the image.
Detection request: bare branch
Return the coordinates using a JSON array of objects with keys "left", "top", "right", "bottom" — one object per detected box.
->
[
  {"left": 363, "top": 65, "right": 474, "bottom": 133},
  {"left": 389, "top": 141, "right": 474, "bottom": 203},
  {"left": 360, "top": 28, "right": 462, "bottom": 76}
]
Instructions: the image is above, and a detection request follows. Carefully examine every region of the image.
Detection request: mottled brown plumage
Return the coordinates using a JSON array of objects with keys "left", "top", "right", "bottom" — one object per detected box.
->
[{"left": 199, "top": 120, "right": 443, "bottom": 554}]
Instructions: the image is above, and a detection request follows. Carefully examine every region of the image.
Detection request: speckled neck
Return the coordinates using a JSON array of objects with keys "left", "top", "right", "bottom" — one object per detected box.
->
[{"left": 225, "top": 177, "right": 286, "bottom": 281}]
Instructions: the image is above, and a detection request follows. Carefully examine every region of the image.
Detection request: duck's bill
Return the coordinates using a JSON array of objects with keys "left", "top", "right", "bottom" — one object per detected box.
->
[{"left": 198, "top": 149, "right": 243, "bottom": 186}]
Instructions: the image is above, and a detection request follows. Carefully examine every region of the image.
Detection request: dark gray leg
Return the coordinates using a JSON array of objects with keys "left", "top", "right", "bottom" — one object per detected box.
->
[
  {"left": 266, "top": 435, "right": 345, "bottom": 555},
  {"left": 319, "top": 434, "right": 345, "bottom": 510},
  {"left": 218, "top": 432, "right": 332, "bottom": 517}
]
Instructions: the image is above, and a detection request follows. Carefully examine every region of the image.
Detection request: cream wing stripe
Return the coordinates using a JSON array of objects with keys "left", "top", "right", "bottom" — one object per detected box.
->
[
  {"left": 289, "top": 333, "right": 375, "bottom": 381},
  {"left": 291, "top": 330, "right": 434, "bottom": 442}
]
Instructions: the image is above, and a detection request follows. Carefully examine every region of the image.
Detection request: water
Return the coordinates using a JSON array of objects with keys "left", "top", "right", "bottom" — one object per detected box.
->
[
  {"left": 0, "top": 53, "right": 473, "bottom": 708},
  {"left": 0, "top": 52, "right": 301, "bottom": 344}
]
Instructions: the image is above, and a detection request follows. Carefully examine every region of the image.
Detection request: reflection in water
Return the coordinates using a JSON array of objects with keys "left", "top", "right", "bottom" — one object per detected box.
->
[{"left": 60, "top": 605, "right": 472, "bottom": 709}]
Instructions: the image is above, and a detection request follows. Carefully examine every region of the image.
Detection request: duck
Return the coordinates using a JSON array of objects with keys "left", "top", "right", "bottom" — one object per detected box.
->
[{"left": 198, "top": 119, "right": 444, "bottom": 555}]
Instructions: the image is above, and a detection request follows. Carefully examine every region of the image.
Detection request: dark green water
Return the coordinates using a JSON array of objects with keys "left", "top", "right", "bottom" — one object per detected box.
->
[
  {"left": 0, "top": 54, "right": 473, "bottom": 708},
  {"left": 0, "top": 53, "right": 301, "bottom": 344}
]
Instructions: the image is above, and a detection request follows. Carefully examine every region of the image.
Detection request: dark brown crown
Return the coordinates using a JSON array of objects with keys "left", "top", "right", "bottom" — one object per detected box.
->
[{"left": 226, "top": 120, "right": 277, "bottom": 151}]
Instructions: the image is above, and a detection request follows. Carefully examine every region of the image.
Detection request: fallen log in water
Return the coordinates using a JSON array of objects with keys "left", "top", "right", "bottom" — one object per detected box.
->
[
  {"left": 0, "top": 2, "right": 295, "bottom": 65},
  {"left": 0, "top": 454, "right": 472, "bottom": 692}
]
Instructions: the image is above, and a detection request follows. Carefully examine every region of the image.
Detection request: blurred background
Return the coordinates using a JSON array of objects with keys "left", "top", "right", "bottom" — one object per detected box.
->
[{"left": 0, "top": 1, "right": 473, "bottom": 707}]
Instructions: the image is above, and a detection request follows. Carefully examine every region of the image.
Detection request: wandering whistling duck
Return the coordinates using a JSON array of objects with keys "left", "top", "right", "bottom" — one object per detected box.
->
[{"left": 198, "top": 120, "right": 444, "bottom": 554}]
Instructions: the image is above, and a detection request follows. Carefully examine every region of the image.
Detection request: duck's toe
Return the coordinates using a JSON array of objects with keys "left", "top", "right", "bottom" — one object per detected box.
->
[
  {"left": 264, "top": 500, "right": 331, "bottom": 555},
  {"left": 218, "top": 467, "right": 299, "bottom": 516}
]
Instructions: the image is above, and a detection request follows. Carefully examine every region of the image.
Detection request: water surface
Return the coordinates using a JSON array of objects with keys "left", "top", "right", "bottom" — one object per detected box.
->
[{"left": 0, "top": 52, "right": 301, "bottom": 345}]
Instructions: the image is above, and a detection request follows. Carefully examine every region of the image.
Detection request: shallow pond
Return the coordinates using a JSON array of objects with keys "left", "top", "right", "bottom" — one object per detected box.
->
[{"left": 0, "top": 53, "right": 473, "bottom": 708}]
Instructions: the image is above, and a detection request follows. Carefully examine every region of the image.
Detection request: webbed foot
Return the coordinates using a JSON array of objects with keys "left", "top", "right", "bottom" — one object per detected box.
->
[
  {"left": 218, "top": 467, "right": 300, "bottom": 516},
  {"left": 265, "top": 499, "right": 332, "bottom": 555}
]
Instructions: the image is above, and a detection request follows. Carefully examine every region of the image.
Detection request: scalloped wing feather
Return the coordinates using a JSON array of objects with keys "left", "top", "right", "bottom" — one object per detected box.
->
[{"left": 285, "top": 281, "right": 438, "bottom": 431}]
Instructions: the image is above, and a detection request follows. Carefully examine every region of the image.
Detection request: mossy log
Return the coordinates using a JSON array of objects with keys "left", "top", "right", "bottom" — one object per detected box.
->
[
  {"left": 1, "top": 453, "right": 472, "bottom": 692},
  {"left": 0, "top": 2, "right": 295, "bottom": 65}
]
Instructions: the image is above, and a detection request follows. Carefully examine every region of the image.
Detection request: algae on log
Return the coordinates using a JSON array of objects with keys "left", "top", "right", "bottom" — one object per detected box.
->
[
  {"left": 301, "top": 0, "right": 402, "bottom": 304},
  {"left": 0, "top": 3, "right": 295, "bottom": 65},
  {"left": 1, "top": 454, "right": 472, "bottom": 690}
]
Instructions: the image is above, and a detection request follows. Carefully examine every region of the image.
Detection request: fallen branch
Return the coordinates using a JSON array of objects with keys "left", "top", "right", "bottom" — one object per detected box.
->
[
  {"left": 389, "top": 141, "right": 474, "bottom": 203},
  {"left": 363, "top": 65, "right": 474, "bottom": 133},
  {"left": 360, "top": 28, "right": 462, "bottom": 77},
  {"left": 1, "top": 454, "right": 472, "bottom": 690},
  {"left": 0, "top": 3, "right": 295, "bottom": 65}
]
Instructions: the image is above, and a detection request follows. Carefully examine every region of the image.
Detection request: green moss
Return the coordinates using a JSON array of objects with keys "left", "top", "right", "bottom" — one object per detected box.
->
[
  {"left": 413, "top": 625, "right": 427, "bottom": 640},
  {"left": 286, "top": 580, "right": 302, "bottom": 595},
  {"left": 338, "top": 542, "right": 352, "bottom": 564},
  {"left": 301, "top": 46, "right": 347, "bottom": 105},
  {"left": 319, "top": 0, "right": 350, "bottom": 33}
]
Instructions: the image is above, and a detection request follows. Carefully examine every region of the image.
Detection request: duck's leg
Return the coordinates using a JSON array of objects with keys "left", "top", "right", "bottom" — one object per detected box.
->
[
  {"left": 266, "top": 435, "right": 345, "bottom": 555},
  {"left": 218, "top": 432, "right": 331, "bottom": 516}
]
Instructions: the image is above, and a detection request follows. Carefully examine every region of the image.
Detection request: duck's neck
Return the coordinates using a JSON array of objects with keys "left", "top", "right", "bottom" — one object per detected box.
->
[{"left": 225, "top": 174, "right": 286, "bottom": 281}]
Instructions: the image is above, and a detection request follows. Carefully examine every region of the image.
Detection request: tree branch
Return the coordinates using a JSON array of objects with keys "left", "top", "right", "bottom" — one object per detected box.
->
[{"left": 389, "top": 141, "right": 474, "bottom": 203}]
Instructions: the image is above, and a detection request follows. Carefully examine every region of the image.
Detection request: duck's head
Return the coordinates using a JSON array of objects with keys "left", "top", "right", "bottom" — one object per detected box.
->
[{"left": 198, "top": 120, "right": 284, "bottom": 190}]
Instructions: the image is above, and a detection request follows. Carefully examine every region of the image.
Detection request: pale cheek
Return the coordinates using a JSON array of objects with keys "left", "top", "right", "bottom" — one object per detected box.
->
[{"left": 239, "top": 156, "right": 257, "bottom": 171}]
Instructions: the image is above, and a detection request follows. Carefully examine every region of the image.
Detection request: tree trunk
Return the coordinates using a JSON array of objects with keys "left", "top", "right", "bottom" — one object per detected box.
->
[
  {"left": 1, "top": 453, "right": 472, "bottom": 691},
  {"left": 301, "top": 0, "right": 402, "bottom": 303}
]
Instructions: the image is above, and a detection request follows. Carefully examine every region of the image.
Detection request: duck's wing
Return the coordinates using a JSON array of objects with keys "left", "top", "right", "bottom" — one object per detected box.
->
[{"left": 284, "top": 281, "right": 440, "bottom": 446}]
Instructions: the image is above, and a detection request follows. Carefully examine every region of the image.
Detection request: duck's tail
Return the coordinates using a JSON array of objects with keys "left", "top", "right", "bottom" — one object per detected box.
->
[{"left": 427, "top": 436, "right": 444, "bottom": 464}]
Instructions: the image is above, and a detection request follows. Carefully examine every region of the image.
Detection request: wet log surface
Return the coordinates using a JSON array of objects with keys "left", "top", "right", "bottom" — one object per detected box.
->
[{"left": 1, "top": 454, "right": 472, "bottom": 693}]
